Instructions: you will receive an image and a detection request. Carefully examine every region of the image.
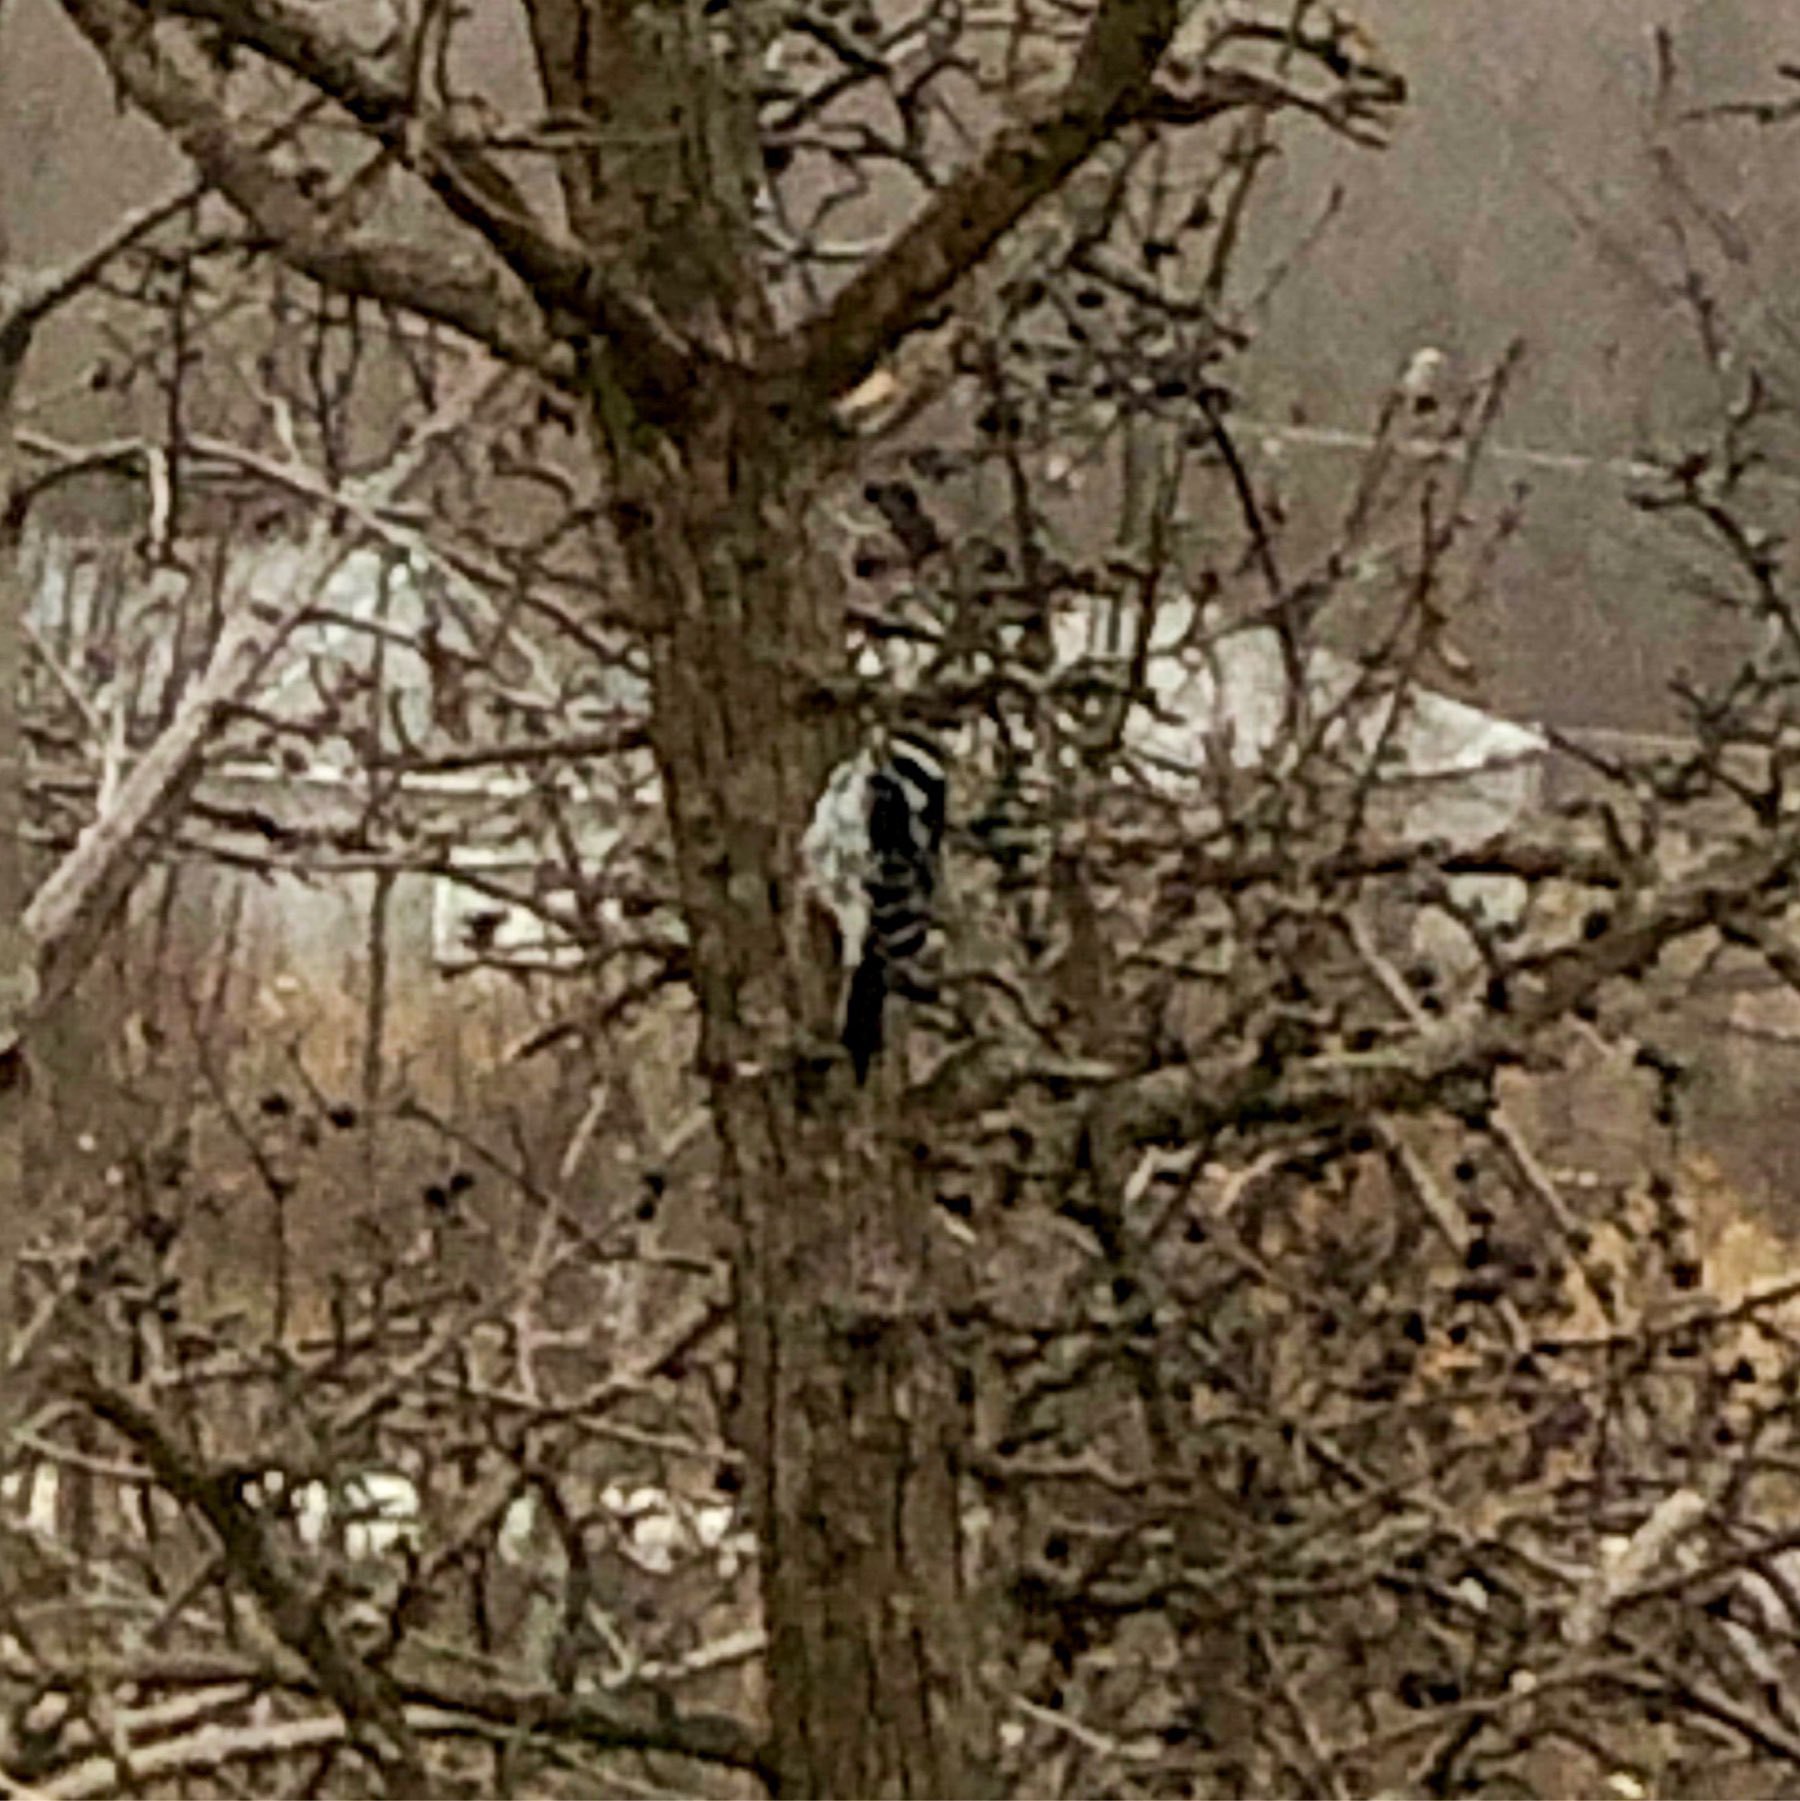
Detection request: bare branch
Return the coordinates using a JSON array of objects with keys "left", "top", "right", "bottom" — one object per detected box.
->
[
  {"left": 21, "top": 364, "right": 501, "bottom": 1036},
  {"left": 56, "top": 0, "right": 558, "bottom": 374},
  {"left": 0, "top": 181, "right": 207, "bottom": 341},
  {"left": 67, "top": 1373, "right": 427, "bottom": 1789},
  {"left": 113, "top": 0, "right": 717, "bottom": 421},
  {"left": 781, "top": 0, "right": 1183, "bottom": 407},
  {"left": 1107, "top": 802, "right": 1800, "bottom": 1150}
]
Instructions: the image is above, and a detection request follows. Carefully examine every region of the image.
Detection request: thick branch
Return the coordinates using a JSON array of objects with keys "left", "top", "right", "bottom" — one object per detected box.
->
[
  {"left": 70, "top": 1373, "right": 427, "bottom": 1788},
  {"left": 0, "top": 253, "right": 29, "bottom": 1376},
  {"left": 22, "top": 598, "right": 287, "bottom": 1021},
  {"left": 368, "top": 725, "right": 651, "bottom": 774},
  {"left": 32, "top": 1678, "right": 764, "bottom": 1798},
  {"left": 389, "top": 1677, "right": 766, "bottom": 1774},
  {"left": 145, "top": 0, "right": 540, "bottom": 224},
  {"left": 781, "top": 0, "right": 1181, "bottom": 407},
  {"left": 57, "top": 0, "right": 557, "bottom": 374},
  {"left": 123, "top": 0, "right": 711, "bottom": 419},
  {"left": 1108, "top": 811, "right": 1800, "bottom": 1149}
]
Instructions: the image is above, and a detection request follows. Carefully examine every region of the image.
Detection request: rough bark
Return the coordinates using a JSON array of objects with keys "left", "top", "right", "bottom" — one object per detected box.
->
[
  {"left": 516, "top": 6, "right": 993, "bottom": 1785},
  {"left": 0, "top": 264, "right": 28, "bottom": 1374},
  {"left": 606, "top": 391, "right": 991, "bottom": 1794}
]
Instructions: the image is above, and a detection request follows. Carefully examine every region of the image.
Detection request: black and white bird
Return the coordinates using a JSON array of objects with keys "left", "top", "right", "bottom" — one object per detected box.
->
[{"left": 801, "top": 727, "right": 948, "bottom": 1082}]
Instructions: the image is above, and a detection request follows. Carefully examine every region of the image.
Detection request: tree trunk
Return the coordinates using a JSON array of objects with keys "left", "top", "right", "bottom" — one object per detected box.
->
[
  {"left": 602, "top": 392, "right": 992, "bottom": 1795},
  {"left": 0, "top": 277, "right": 32, "bottom": 1376},
  {"left": 520, "top": 2, "right": 993, "bottom": 1781}
]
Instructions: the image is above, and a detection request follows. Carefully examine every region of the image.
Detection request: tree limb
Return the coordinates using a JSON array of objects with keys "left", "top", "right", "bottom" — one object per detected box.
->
[
  {"left": 35, "top": 1683, "right": 765, "bottom": 1800},
  {"left": 118, "top": 0, "right": 713, "bottom": 420},
  {"left": 1108, "top": 809, "right": 1800, "bottom": 1149},
  {"left": 0, "top": 180, "right": 207, "bottom": 342},
  {"left": 56, "top": 0, "right": 558, "bottom": 375},
  {"left": 67, "top": 1372, "right": 428, "bottom": 1790},
  {"left": 20, "top": 364, "right": 501, "bottom": 1039},
  {"left": 780, "top": 0, "right": 1182, "bottom": 407}
]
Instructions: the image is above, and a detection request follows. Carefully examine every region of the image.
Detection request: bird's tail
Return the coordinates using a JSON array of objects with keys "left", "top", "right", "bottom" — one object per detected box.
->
[{"left": 842, "top": 954, "right": 889, "bottom": 1084}]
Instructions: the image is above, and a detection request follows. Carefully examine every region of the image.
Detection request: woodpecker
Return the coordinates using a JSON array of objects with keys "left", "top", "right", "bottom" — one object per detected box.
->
[{"left": 800, "top": 728, "right": 947, "bottom": 1081}]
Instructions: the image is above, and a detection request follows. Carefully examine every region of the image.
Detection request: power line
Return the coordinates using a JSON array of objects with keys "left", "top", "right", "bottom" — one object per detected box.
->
[
  {"left": 1236, "top": 412, "right": 1800, "bottom": 501},
  {"left": 1235, "top": 417, "right": 1671, "bottom": 487}
]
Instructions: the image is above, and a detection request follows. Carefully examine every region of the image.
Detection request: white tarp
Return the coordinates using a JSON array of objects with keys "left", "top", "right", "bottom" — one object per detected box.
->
[
  {"left": 1062, "top": 592, "right": 1546, "bottom": 828},
  {"left": 1061, "top": 595, "right": 1548, "bottom": 968},
  {"left": 31, "top": 534, "right": 1546, "bottom": 971}
]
